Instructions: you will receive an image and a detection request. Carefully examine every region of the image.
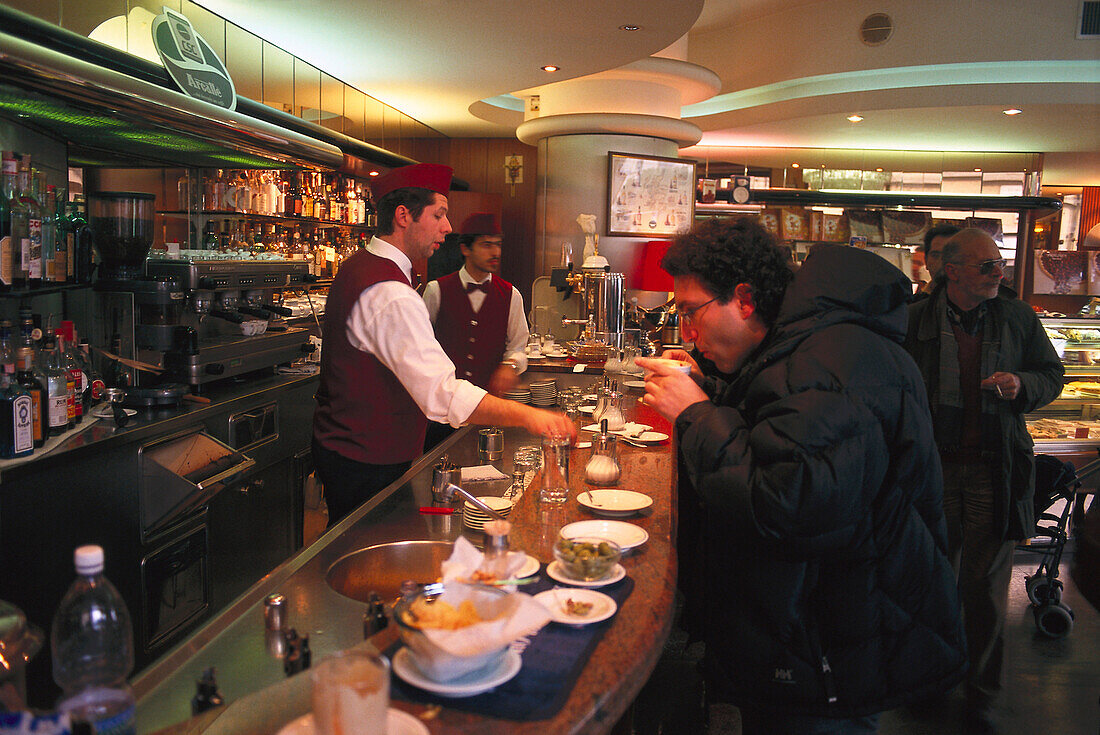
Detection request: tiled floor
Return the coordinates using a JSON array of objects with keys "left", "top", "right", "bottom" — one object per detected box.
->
[{"left": 634, "top": 550, "right": 1100, "bottom": 735}]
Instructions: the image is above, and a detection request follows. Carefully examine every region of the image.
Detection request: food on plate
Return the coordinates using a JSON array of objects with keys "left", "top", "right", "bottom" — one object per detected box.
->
[
  {"left": 401, "top": 598, "right": 493, "bottom": 630},
  {"left": 565, "top": 598, "right": 594, "bottom": 616}
]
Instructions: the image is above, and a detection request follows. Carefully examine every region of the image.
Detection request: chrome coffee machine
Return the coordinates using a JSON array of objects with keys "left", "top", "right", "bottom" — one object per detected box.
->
[{"left": 93, "top": 257, "right": 313, "bottom": 389}]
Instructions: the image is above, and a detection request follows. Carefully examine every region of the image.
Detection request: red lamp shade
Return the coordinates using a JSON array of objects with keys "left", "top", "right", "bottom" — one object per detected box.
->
[{"left": 629, "top": 240, "right": 675, "bottom": 292}]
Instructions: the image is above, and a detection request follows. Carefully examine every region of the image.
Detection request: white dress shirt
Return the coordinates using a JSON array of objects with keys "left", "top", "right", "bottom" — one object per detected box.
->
[
  {"left": 344, "top": 237, "right": 487, "bottom": 427},
  {"left": 422, "top": 266, "right": 529, "bottom": 373}
]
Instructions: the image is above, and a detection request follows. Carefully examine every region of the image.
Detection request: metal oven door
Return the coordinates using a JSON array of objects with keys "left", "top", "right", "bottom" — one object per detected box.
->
[{"left": 139, "top": 509, "right": 210, "bottom": 656}]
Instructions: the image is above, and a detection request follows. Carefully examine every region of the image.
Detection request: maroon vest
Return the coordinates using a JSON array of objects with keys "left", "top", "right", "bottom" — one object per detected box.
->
[
  {"left": 432, "top": 272, "right": 512, "bottom": 389},
  {"left": 951, "top": 323, "right": 983, "bottom": 451},
  {"left": 313, "top": 249, "right": 428, "bottom": 463}
]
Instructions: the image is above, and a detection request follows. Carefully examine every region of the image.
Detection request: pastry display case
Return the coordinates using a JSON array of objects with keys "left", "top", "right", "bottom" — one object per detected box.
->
[{"left": 1027, "top": 317, "right": 1100, "bottom": 456}]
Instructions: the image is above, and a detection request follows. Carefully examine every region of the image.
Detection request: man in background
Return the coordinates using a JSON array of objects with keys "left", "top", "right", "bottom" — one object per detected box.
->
[
  {"left": 915, "top": 223, "right": 961, "bottom": 298},
  {"left": 639, "top": 217, "right": 965, "bottom": 734},
  {"left": 904, "top": 228, "right": 1063, "bottom": 733},
  {"left": 422, "top": 212, "right": 529, "bottom": 448},
  {"left": 313, "top": 165, "right": 573, "bottom": 525}
]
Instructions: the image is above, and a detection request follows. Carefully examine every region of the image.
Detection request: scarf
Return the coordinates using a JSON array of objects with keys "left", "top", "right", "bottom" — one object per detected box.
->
[{"left": 932, "top": 294, "right": 1002, "bottom": 450}]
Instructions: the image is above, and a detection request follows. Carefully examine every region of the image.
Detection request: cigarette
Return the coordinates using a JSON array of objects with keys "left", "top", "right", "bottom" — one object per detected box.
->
[{"left": 995, "top": 383, "right": 1005, "bottom": 398}]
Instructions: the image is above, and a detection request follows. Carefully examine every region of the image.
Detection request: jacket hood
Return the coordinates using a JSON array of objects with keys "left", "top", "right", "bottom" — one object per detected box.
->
[{"left": 771, "top": 244, "right": 913, "bottom": 347}]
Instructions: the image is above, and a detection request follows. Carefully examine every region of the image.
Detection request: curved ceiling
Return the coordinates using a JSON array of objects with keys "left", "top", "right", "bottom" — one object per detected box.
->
[{"left": 194, "top": 0, "right": 1100, "bottom": 185}]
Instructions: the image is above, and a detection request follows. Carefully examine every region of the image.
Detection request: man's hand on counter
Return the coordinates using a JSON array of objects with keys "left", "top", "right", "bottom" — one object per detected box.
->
[
  {"left": 469, "top": 394, "right": 578, "bottom": 441},
  {"left": 488, "top": 362, "right": 521, "bottom": 396}
]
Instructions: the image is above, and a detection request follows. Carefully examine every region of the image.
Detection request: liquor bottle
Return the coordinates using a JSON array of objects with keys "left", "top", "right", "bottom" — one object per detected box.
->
[
  {"left": 301, "top": 174, "right": 315, "bottom": 219},
  {"left": 363, "top": 185, "right": 377, "bottom": 229},
  {"left": 16, "top": 346, "right": 47, "bottom": 448},
  {"left": 68, "top": 195, "right": 93, "bottom": 284},
  {"left": 24, "top": 168, "right": 44, "bottom": 287},
  {"left": 0, "top": 368, "right": 33, "bottom": 459},
  {"left": 61, "top": 322, "right": 85, "bottom": 424},
  {"left": 0, "top": 151, "right": 17, "bottom": 291},
  {"left": 314, "top": 180, "right": 328, "bottom": 222},
  {"left": 77, "top": 338, "right": 105, "bottom": 415},
  {"left": 201, "top": 221, "right": 217, "bottom": 251},
  {"left": 41, "top": 185, "right": 58, "bottom": 283},
  {"left": 42, "top": 332, "right": 72, "bottom": 433},
  {"left": 10, "top": 159, "right": 35, "bottom": 288},
  {"left": 0, "top": 319, "right": 15, "bottom": 377},
  {"left": 51, "top": 188, "right": 67, "bottom": 283}
]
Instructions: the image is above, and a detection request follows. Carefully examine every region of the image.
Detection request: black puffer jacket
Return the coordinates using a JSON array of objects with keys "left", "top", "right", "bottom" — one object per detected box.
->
[{"left": 676, "top": 245, "right": 966, "bottom": 717}]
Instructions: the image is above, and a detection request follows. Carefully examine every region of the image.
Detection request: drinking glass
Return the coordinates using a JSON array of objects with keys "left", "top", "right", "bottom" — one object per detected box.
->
[
  {"left": 540, "top": 435, "right": 571, "bottom": 504},
  {"left": 311, "top": 649, "right": 389, "bottom": 735}
]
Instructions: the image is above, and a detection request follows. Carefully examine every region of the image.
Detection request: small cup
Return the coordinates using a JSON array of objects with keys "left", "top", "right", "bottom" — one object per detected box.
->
[
  {"left": 540, "top": 435, "right": 571, "bottom": 504},
  {"left": 311, "top": 649, "right": 389, "bottom": 735},
  {"left": 642, "top": 358, "right": 692, "bottom": 377}
]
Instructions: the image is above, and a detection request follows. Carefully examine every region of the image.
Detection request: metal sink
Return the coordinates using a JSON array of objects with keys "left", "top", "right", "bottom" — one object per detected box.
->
[{"left": 325, "top": 540, "right": 455, "bottom": 603}]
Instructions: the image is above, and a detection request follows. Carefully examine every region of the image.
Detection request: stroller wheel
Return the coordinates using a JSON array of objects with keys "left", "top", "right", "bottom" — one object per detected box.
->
[
  {"left": 1034, "top": 602, "right": 1074, "bottom": 638},
  {"left": 1025, "top": 575, "right": 1050, "bottom": 605}
]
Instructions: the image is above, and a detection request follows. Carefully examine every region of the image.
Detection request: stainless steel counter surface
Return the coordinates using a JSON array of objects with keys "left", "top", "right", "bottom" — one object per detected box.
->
[{"left": 133, "top": 373, "right": 677, "bottom": 735}]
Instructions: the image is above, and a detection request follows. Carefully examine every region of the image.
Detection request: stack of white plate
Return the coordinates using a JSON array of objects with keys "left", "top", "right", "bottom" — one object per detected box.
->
[
  {"left": 462, "top": 496, "right": 515, "bottom": 531},
  {"left": 503, "top": 387, "right": 531, "bottom": 403},
  {"left": 529, "top": 379, "right": 558, "bottom": 407}
]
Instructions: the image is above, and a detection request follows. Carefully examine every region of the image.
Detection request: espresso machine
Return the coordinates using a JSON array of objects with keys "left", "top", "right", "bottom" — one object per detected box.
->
[
  {"left": 87, "top": 192, "right": 313, "bottom": 389},
  {"left": 549, "top": 239, "right": 626, "bottom": 354}
]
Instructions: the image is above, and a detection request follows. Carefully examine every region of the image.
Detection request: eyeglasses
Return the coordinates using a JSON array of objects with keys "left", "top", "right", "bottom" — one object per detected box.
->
[
  {"left": 678, "top": 296, "right": 719, "bottom": 326},
  {"left": 960, "top": 258, "right": 1007, "bottom": 275}
]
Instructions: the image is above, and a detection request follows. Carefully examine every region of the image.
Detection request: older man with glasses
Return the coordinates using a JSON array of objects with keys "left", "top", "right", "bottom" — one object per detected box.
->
[{"left": 904, "top": 227, "right": 1064, "bottom": 734}]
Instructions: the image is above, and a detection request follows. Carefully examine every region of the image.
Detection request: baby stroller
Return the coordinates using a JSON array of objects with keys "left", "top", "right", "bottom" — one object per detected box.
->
[{"left": 1018, "top": 454, "right": 1083, "bottom": 638}]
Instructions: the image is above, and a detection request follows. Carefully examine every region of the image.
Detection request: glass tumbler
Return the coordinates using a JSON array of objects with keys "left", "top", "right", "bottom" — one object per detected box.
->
[
  {"left": 311, "top": 648, "right": 389, "bottom": 735},
  {"left": 540, "top": 435, "right": 571, "bottom": 504}
]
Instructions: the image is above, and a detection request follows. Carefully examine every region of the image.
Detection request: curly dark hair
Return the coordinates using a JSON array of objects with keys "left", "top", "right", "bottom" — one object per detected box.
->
[
  {"left": 375, "top": 187, "right": 440, "bottom": 235},
  {"left": 661, "top": 217, "right": 794, "bottom": 327}
]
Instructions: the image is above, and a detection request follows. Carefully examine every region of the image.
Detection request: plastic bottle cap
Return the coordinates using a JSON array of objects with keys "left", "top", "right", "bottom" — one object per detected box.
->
[{"left": 74, "top": 545, "right": 104, "bottom": 575}]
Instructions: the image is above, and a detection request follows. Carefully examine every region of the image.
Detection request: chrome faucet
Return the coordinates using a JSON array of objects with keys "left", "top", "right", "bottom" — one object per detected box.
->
[{"left": 436, "top": 482, "right": 508, "bottom": 522}]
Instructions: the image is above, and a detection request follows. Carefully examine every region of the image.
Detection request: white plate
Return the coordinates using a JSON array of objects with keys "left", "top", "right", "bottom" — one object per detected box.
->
[
  {"left": 632, "top": 431, "right": 669, "bottom": 444},
  {"left": 546, "top": 560, "right": 626, "bottom": 588},
  {"left": 392, "top": 646, "right": 521, "bottom": 698},
  {"left": 577, "top": 489, "right": 653, "bottom": 516},
  {"left": 534, "top": 589, "right": 617, "bottom": 626},
  {"left": 542, "top": 351, "right": 567, "bottom": 358},
  {"left": 513, "top": 554, "right": 540, "bottom": 579},
  {"left": 578, "top": 405, "right": 597, "bottom": 414},
  {"left": 277, "top": 708, "right": 428, "bottom": 735},
  {"left": 574, "top": 441, "right": 592, "bottom": 449},
  {"left": 560, "top": 519, "right": 649, "bottom": 551},
  {"left": 623, "top": 380, "right": 647, "bottom": 389},
  {"left": 581, "top": 423, "right": 652, "bottom": 436},
  {"left": 582, "top": 394, "right": 598, "bottom": 401}
]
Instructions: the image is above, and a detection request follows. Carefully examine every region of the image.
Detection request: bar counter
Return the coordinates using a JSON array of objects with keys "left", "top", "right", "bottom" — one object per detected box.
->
[{"left": 133, "top": 378, "right": 677, "bottom": 735}]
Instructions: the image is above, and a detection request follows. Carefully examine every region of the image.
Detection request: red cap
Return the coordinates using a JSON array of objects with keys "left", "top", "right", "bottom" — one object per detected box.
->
[
  {"left": 459, "top": 212, "right": 501, "bottom": 236},
  {"left": 369, "top": 163, "right": 452, "bottom": 201}
]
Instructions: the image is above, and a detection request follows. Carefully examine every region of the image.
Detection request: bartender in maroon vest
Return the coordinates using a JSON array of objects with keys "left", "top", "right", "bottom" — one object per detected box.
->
[
  {"left": 426, "top": 212, "right": 528, "bottom": 373},
  {"left": 312, "top": 164, "right": 574, "bottom": 526}
]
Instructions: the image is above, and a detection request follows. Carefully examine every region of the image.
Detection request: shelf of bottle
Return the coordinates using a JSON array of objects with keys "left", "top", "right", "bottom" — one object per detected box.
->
[
  {"left": 0, "top": 282, "right": 91, "bottom": 299},
  {"left": 157, "top": 210, "right": 376, "bottom": 232}
]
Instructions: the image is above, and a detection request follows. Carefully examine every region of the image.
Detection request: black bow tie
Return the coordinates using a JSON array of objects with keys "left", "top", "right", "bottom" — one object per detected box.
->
[{"left": 466, "top": 282, "right": 490, "bottom": 294}]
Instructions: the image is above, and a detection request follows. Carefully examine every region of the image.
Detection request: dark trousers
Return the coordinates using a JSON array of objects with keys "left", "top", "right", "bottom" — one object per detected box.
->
[
  {"left": 312, "top": 438, "right": 411, "bottom": 527},
  {"left": 941, "top": 460, "right": 1015, "bottom": 704},
  {"left": 738, "top": 708, "right": 880, "bottom": 734}
]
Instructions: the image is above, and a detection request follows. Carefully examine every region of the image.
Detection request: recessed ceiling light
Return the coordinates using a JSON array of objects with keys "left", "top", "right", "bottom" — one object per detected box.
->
[
  {"left": 791, "top": 163, "right": 800, "bottom": 168},
  {"left": 974, "top": 168, "right": 982, "bottom": 172},
  {"left": 875, "top": 168, "right": 883, "bottom": 172},
  {"left": 541, "top": 65, "right": 559, "bottom": 72},
  {"left": 619, "top": 24, "right": 641, "bottom": 31},
  {"left": 368, "top": 171, "right": 379, "bottom": 177},
  {"left": 847, "top": 114, "right": 864, "bottom": 122},
  {"left": 1003, "top": 108, "right": 1023, "bottom": 115}
]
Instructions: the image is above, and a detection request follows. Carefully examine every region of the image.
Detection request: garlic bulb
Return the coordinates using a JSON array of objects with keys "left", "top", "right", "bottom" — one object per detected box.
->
[{"left": 585, "top": 454, "right": 621, "bottom": 485}]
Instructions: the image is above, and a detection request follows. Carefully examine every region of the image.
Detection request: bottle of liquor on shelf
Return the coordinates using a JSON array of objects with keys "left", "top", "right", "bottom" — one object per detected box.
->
[
  {"left": 67, "top": 195, "right": 93, "bottom": 284},
  {"left": 16, "top": 345, "right": 47, "bottom": 448},
  {"left": 41, "top": 185, "right": 58, "bottom": 283},
  {"left": 61, "top": 322, "right": 85, "bottom": 425},
  {"left": 285, "top": 173, "right": 301, "bottom": 218},
  {"left": 10, "top": 158, "right": 37, "bottom": 288},
  {"left": 363, "top": 185, "right": 377, "bottom": 228},
  {"left": 76, "top": 335, "right": 104, "bottom": 416},
  {"left": 47, "top": 329, "right": 76, "bottom": 429},
  {"left": 0, "top": 365, "right": 33, "bottom": 459},
  {"left": 0, "top": 151, "right": 17, "bottom": 291},
  {"left": 301, "top": 174, "right": 315, "bottom": 219},
  {"left": 50, "top": 187, "right": 67, "bottom": 284}
]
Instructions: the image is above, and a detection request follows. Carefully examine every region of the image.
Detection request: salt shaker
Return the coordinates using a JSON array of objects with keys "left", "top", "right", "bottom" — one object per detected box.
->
[{"left": 479, "top": 520, "right": 514, "bottom": 579}]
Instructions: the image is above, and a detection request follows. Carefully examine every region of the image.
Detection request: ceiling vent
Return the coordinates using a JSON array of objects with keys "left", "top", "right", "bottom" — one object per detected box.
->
[
  {"left": 1079, "top": 1, "right": 1100, "bottom": 38},
  {"left": 859, "top": 13, "right": 893, "bottom": 46}
]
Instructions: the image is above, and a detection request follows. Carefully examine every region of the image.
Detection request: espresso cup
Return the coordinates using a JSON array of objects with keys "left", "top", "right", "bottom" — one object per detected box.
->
[{"left": 642, "top": 358, "right": 692, "bottom": 377}]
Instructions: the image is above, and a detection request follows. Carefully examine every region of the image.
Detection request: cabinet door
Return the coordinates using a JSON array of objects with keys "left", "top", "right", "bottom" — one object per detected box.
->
[{"left": 207, "top": 459, "right": 294, "bottom": 612}]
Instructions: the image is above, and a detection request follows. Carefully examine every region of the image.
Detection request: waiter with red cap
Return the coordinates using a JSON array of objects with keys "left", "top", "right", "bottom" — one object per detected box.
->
[
  {"left": 422, "top": 212, "right": 530, "bottom": 447},
  {"left": 313, "top": 164, "right": 574, "bottom": 525}
]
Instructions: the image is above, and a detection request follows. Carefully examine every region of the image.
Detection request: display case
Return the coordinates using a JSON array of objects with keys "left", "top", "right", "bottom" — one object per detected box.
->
[{"left": 1027, "top": 317, "right": 1100, "bottom": 457}]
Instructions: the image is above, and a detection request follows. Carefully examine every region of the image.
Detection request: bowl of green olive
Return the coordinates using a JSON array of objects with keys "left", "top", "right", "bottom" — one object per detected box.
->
[{"left": 553, "top": 535, "right": 622, "bottom": 581}]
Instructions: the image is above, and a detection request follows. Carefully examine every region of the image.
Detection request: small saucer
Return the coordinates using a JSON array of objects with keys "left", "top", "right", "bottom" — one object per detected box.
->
[
  {"left": 277, "top": 708, "right": 428, "bottom": 735},
  {"left": 392, "top": 646, "right": 522, "bottom": 697},
  {"left": 546, "top": 560, "right": 626, "bottom": 588}
]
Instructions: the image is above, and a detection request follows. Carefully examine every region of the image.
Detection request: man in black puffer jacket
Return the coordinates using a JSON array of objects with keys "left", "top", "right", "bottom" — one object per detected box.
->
[{"left": 638, "top": 218, "right": 966, "bottom": 735}]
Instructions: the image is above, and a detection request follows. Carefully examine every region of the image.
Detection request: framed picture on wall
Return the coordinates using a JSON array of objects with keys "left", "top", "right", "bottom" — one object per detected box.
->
[{"left": 607, "top": 152, "right": 696, "bottom": 238}]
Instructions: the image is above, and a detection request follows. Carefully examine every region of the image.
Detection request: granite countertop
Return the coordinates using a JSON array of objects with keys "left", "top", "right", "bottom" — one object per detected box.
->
[{"left": 133, "top": 374, "right": 676, "bottom": 735}]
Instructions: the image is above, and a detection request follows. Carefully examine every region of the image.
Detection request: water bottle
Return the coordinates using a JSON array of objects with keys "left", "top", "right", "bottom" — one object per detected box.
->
[{"left": 50, "top": 545, "right": 136, "bottom": 735}]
